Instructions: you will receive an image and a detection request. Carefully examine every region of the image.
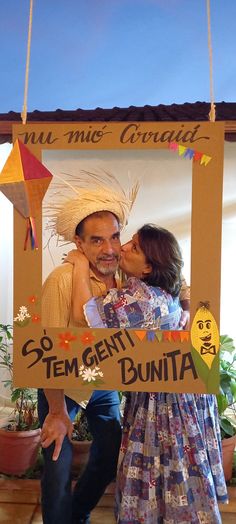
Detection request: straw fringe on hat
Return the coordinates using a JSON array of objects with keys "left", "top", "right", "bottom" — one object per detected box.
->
[{"left": 45, "top": 170, "right": 139, "bottom": 243}]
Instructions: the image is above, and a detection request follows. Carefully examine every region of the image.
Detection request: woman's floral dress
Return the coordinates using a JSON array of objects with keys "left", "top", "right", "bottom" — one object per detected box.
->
[{"left": 84, "top": 277, "right": 228, "bottom": 523}]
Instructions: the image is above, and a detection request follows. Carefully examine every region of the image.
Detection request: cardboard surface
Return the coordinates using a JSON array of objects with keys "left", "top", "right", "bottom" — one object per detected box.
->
[{"left": 9, "top": 121, "right": 224, "bottom": 392}]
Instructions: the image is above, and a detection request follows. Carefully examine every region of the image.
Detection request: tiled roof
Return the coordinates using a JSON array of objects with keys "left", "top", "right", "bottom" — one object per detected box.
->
[{"left": 0, "top": 101, "right": 236, "bottom": 143}]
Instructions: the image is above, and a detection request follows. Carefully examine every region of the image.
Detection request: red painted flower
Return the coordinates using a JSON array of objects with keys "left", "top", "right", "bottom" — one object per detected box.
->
[
  {"left": 32, "top": 314, "right": 41, "bottom": 323},
  {"left": 58, "top": 331, "right": 77, "bottom": 350},
  {"left": 28, "top": 295, "right": 38, "bottom": 304},
  {"left": 80, "top": 331, "right": 95, "bottom": 345}
]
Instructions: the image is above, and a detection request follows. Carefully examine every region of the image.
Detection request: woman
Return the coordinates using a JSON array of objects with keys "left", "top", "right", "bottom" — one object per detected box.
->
[{"left": 67, "top": 225, "right": 227, "bottom": 524}]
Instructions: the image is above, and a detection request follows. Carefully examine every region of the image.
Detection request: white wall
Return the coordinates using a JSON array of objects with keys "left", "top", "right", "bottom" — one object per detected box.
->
[
  {"left": 0, "top": 143, "right": 13, "bottom": 325},
  {"left": 221, "top": 142, "right": 236, "bottom": 342},
  {"left": 0, "top": 143, "right": 13, "bottom": 403}
]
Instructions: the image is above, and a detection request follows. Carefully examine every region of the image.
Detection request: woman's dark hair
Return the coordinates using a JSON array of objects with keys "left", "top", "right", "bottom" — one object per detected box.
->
[{"left": 137, "top": 224, "right": 183, "bottom": 297}]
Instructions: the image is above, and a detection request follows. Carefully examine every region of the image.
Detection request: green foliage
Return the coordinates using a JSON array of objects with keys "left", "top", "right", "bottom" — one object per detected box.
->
[
  {"left": 217, "top": 335, "right": 236, "bottom": 439},
  {"left": 0, "top": 324, "right": 39, "bottom": 431},
  {"left": 72, "top": 410, "right": 93, "bottom": 442}
]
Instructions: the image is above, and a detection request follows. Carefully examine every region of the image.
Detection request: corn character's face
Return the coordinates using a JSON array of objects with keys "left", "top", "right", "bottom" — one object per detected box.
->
[
  {"left": 191, "top": 304, "right": 219, "bottom": 368},
  {"left": 197, "top": 318, "right": 212, "bottom": 341}
]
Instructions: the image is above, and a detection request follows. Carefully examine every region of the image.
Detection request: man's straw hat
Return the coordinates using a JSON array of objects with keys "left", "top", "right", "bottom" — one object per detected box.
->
[{"left": 45, "top": 170, "right": 139, "bottom": 243}]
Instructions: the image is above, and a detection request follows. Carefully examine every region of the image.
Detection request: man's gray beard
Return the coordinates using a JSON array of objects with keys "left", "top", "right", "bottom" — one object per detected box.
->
[{"left": 96, "top": 260, "right": 119, "bottom": 276}]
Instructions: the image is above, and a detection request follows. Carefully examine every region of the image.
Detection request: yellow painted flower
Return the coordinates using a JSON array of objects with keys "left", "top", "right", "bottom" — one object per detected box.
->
[{"left": 190, "top": 302, "right": 219, "bottom": 369}]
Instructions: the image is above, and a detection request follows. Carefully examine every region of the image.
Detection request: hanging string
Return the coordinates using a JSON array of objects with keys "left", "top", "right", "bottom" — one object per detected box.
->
[
  {"left": 21, "top": 0, "right": 34, "bottom": 125},
  {"left": 206, "top": 0, "right": 216, "bottom": 122}
]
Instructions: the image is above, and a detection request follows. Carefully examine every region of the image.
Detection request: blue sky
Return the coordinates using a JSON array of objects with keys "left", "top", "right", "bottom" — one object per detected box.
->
[{"left": 0, "top": 0, "right": 236, "bottom": 113}]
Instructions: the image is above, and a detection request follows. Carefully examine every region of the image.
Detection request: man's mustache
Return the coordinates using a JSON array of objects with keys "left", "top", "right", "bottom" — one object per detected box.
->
[{"left": 97, "top": 255, "right": 119, "bottom": 261}]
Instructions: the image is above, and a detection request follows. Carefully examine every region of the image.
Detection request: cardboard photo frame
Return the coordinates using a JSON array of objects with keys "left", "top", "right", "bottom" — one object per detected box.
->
[{"left": 9, "top": 121, "right": 224, "bottom": 393}]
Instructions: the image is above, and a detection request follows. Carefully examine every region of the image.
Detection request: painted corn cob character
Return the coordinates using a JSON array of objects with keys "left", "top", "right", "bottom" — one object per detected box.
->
[{"left": 190, "top": 301, "right": 219, "bottom": 369}]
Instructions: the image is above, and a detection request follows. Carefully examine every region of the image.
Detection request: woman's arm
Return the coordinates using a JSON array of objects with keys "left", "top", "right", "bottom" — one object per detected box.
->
[
  {"left": 65, "top": 250, "right": 92, "bottom": 323},
  {"left": 85, "top": 278, "right": 163, "bottom": 329}
]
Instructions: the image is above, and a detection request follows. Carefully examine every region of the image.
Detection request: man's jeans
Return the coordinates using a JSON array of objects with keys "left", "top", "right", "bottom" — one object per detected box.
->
[{"left": 38, "top": 390, "right": 121, "bottom": 524}]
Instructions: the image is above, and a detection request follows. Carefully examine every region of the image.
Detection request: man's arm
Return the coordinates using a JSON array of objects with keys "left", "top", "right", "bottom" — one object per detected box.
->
[{"left": 41, "top": 268, "right": 73, "bottom": 459}]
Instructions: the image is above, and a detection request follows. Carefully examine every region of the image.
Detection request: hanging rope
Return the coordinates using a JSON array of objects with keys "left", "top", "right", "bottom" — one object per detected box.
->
[
  {"left": 206, "top": 0, "right": 216, "bottom": 122},
  {"left": 21, "top": 0, "right": 34, "bottom": 125}
]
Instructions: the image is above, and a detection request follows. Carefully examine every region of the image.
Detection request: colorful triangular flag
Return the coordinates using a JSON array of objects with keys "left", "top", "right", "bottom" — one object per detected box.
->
[
  {"left": 169, "top": 141, "right": 178, "bottom": 151},
  {"left": 155, "top": 331, "right": 163, "bottom": 342},
  {"left": 134, "top": 330, "right": 147, "bottom": 341},
  {"left": 171, "top": 331, "right": 181, "bottom": 342},
  {"left": 200, "top": 154, "right": 212, "bottom": 166},
  {"left": 184, "top": 148, "right": 194, "bottom": 160},
  {"left": 178, "top": 145, "right": 186, "bottom": 156},
  {"left": 180, "top": 331, "right": 190, "bottom": 342},
  {"left": 193, "top": 151, "right": 203, "bottom": 162},
  {"left": 163, "top": 331, "right": 172, "bottom": 342},
  {"left": 147, "top": 331, "right": 156, "bottom": 342}
]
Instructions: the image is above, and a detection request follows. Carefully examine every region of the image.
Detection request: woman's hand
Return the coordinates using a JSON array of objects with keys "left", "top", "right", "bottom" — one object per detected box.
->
[
  {"left": 179, "top": 309, "right": 190, "bottom": 330},
  {"left": 64, "top": 249, "right": 89, "bottom": 270}
]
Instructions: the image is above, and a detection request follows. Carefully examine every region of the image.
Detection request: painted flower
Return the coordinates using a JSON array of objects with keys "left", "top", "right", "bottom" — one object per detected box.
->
[
  {"left": 80, "top": 331, "right": 95, "bottom": 345},
  {"left": 81, "top": 368, "right": 98, "bottom": 382},
  {"left": 28, "top": 295, "right": 38, "bottom": 304},
  {"left": 32, "top": 314, "right": 41, "bottom": 323},
  {"left": 94, "top": 366, "right": 103, "bottom": 376},
  {"left": 58, "top": 331, "right": 77, "bottom": 350},
  {"left": 79, "top": 365, "right": 104, "bottom": 382},
  {"left": 14, "top": 305, "right": 31, "bottom": 326}
]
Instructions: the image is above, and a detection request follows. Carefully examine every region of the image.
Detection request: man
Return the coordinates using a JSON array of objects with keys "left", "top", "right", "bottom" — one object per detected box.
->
[
  {"left": 39, "top": 175, "right": 190, "bottom": 524},
  {"left": 39, "top": 176, "right": 138, "bottom": 524}
]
